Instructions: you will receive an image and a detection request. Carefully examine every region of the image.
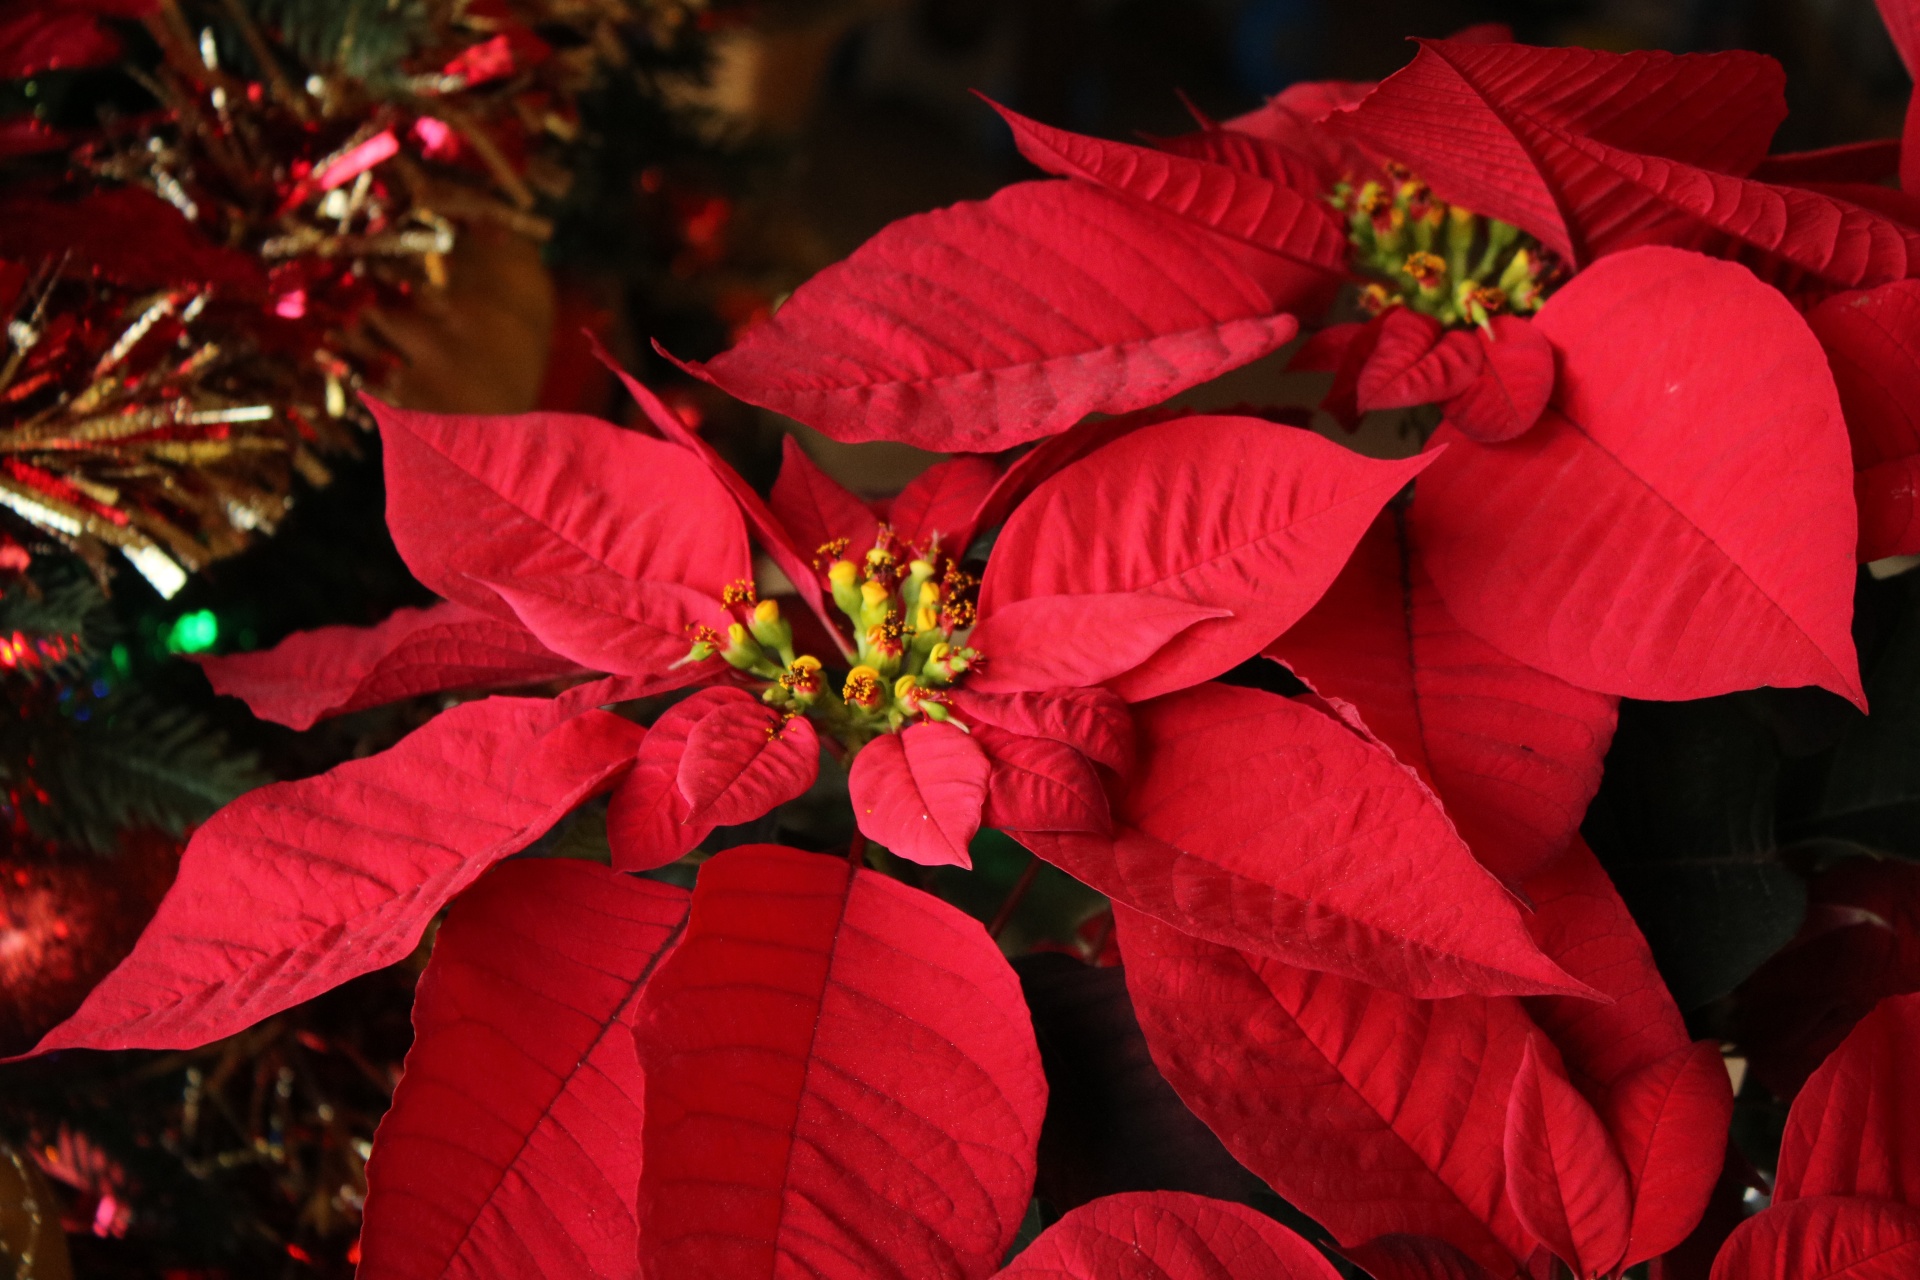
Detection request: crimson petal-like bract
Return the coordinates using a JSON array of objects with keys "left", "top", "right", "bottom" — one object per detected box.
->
[
  {"left": 634, "top": 845, "right": 1046, "bottom": 1280},
  {"left": 1710, "top": 1196, "right": 1920, "bottom": 1280},
  {"left": 198, "top": 601, "right": 581, "bottom": 730},
  {"left": 966, "top": 594, "right": 1232, "bottom": 694},
  {"left": 1606, "top": 1040, "right": 1737, "bottom": 1267},
  {"left": 1357, "top": 311, "right": 1484, "bottom": 413},
  {"left": 887, "top": 454, "right": 1001, "bottom": 554},
  {"left": 357, "top": 859, "right": 688, "bottom": 1280},
  {"left": 973, "top": 724, "right": 1111, "bottom": 835},
  {"left": 1021, "top": 684, "right": 1586, "bottom": 1000},
  {"left": 676, "top": 698, "right": 819, "bottom": 827},
  {"left": 605, "top": 688, "right": 744, "bottom": 871},
  {"left": 847, "top": 721, "right": 992, "bottom": 867},
  {"left": 373, "top": 400, "right": 749, "bottom": 619},
  {"left": 1114, "top": 904, "right": 1542, "bottom": 1274},
  {"left": 948, "top": 686, "right": 1135, "bottom": 775},
  {"left": 670, "top": 180, "right": 1312, "bottom": 452},
  {"left": 1336, "top": 41, "right": 1920, "bottom": 288},
  {"left": 25, "top": 697, "right": 643, "bottom": 1054},
  {"left": 1501, "top": 1035, "right": 1632, "bottom": 1279},
  {"left": 769, "top": 434, "right": 881, "bottom": 565},
  {"left": 1271, "top": 510, "right": 1617, "bottom": 884},
  {"left": 1774, "top": 992, "right": 1920, "bottom": 1206},
  {"left": 993, "top": 1191, "right": 1343, "bottom": 1280},
  {"left": 1806, "top": 280, "right": 1920, "bottom": 561},
  {"left": 987, "top": 100, "right": 1350, "bottom": 271},
  {"left": 1442, "top": 316, "right": 1555, "bottom": 444},
  {"left": 981, "top": 415, "right": 1432, "bottom": 702},
  {"left": 1413, "top": 246, "right": 1864, "bottom": 707}
]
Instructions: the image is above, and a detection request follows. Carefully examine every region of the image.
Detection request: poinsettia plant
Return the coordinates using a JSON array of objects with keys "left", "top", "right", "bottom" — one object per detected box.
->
[{"left": 18, "top": 2, "right": 1920, "bottom": 1278}]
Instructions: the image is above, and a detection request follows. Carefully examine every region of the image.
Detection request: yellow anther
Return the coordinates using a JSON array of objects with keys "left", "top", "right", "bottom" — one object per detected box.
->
[
  {"left": 844, "top": 665, "right": 884, "bottom": 709},
  {"left": 1402, "top": 251, "right": 1446, "bottom": 288},
  {"left": 726, "top": 623, "right": 750, "bottom": 647},
  {"left": 894, "top": 674, "right": 919, "bottom": 699},
  {"left": 860, "top": 580, "right": 890, "bottom": 607},
  {"left": 722, "top": 578, "right": 757, "bottom": 607},
  {"left": 828, "top": 560, "right": 860, "bottom": 587},
  {"left": 914, "top": 601, "right": 939, "bottom": 633},
  {"left": 753, "top": 598, "right": 780, "bottom": 624},
  {"left": 791, "top": 654, "right": 821, "bottom": 672},
  {"left": 929, "top": 642, "right": 950, "bottom": 663}
]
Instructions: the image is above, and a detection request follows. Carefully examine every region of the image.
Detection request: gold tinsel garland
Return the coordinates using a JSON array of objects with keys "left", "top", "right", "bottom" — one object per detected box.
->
[{"left": 0, "top": 0, "right": 706, "bottom": 595}]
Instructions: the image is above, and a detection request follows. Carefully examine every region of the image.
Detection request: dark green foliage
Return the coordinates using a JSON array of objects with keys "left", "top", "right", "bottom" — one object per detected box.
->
[{"left": 241, "top": 0, "right": 430, "bottom": 85}]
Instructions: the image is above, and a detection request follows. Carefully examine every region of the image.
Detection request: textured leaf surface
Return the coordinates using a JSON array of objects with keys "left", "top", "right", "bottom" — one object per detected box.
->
[
  {"left": 1443, "top": 316, "right": 1555, "bottom": 444},
  {"left": 676, "top": 698, "right": 819, "bottom": 827},
  {"left": 605, "top": 688, "right": 740, "bottom": 871},
  {"left": 1605, "top": 1040, "right": 1737, "bottom": 1266},
  {"left": 359, "top": 860, "right": 688, "bottom": 1280},
  {"left": 1357, "top": 311, "right": 1483, "bottom": 412},
  {"left": 967, "top": 594, "right": 1232, "bottom": 694},
  {"left": 634, "top": 845, "right": 1046, "bottom": 1280},
  {"left": 1807, "top": 281, "right": 1920, "bottom": 560},
  {"left": 1501, "top": 1036, "right": 1631, "bottom": 1278},
  {"left": 1224, "top": 80, "right": 1378, "bottom": 181},
  {"left": 484, "top": 575, "right": 726, "bottom": 683},
  {"left": 199, "top": 601, "right": 580, "bottom": 730},
  {"left": 1270, "top": 511, "right": 1617, "bottom": 884},
  {"left": 949, "top": 687, "right": 1135, "bottom": 775},
  {"left": 887, "top": 455, "right": 1001, "bottom": 554},
  {"left": 982, "top": 416, "right": 1431, "bottom": 702},
  {"left": 1710, "top": 1196, "right": 1920, "bottom": 1280},
  {"left": 1775, "top": 992, "right": 1920, "bottom": 1205},
  {"left": 769, "top": 435, "right": 881, "bottom": 565},
  {"left": 974, "top": 725, "right": 1110, "bottom": 834},
  {"left": 848, "top": 722, "right": 992, "bottom": 866},
  {"left": 1340, "top": 1235, "right": 1499, "bottom": 1280},
  {"left": 994, "top": 1191, "right": 1343, "bottom": 1280},
  {"left": 1414, "top": 247, "right": 1863, "bottom": 706},
  {"left": 1021, "top": 684, "right": 1584, "bottom": 999},
  {"left": 990, "top": 100, "right": 1349, "bottom": 269},
  {"left": 1116, "top": 905, "right": 1540, "bottom": 1274},
  {"left": 28, "top": 698, "right": 643, "bottom": 1054},
  {"left": 675, "top": 180, "right": 1310, "bottom": 452},
  {"left": 1517, "top": 838, "right": 1692, "bottom": 1093},
  {"left": 966, "top": 408, "right": 1180, "bottom": 539},
  {"left": 1338, "top": 41, "right": 1920, "bottom": 287},
  {"left": 374, "top": 401, "right": 749, "bottom": 618}
]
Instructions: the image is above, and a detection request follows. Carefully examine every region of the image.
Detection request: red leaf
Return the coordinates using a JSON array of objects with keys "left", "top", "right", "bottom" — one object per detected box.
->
[
  {"left": 374, "top": 400, "right": 749, "bottom": 619},
  {"left": 198, "top": 601, "right": 580, "bottom": 730},
  {"left": 1807, "top": 281, "right": 1920, "bottom": 560},
  {"left": 634, "top": 845, "right": 1045, "bottom": 1279},
  {"left": 670, "top": 180, "right": 1311, "bottom": 452},
  {"left": 965, "top": 407, "right": 1182, "bottom": 538},
  {"left": 605, "top": 688, "right": 744, "bottom": 871},
  {"left": 1775, "top": 992, "right": 1920, "bottom": 1205},
  {"left": 994, "top": 1191, "right": 1343, "bottom": 1279},
  {"left": 1518, "top": 838, "right": 1691, "bottom": 1093},
  {"left": 1413, "top": 247, "right": 1864, "bottom": 707},
  {"left": 974, "top": 725, "right": 1110, "bottom": 834},
  {"left": 769, "top": 435, "right": 881, "bottom": 566},
  {"left": 1348, "top": 41, "right": 1917, "bottom": 290},
  {"left": 0, "top": 9, "right": 123, "bottom": 78},
  {"left": 981, "top": 415, "right": 1432, "bottom": 702},
  {"left": 1115, "top": 905, "right": 1540, "bottom": 1274},
  {"left": 1224, "top": 80, "right": 1379, "bottom": 182},
  {"left": 1710, "top": 1196, "right": 1920, "bottom": 1280},
  {"left": 966, "top": 594, "right": 1233, "bottom": 694},
  {"left": 26, "top": 699, "right": 642, "bottom": 1054},
  {"left": 847, "top": 722, "right": 991, "bottom": 867},
  {"left": 1502, "top": 1035, "right": 1632, "bottom": 1278},
  {"left": 1442, "top": 315, "right": 1555, "bottom": 444},
  {"left": 887, "top": 455, "right": 1002, "bottom": 554},
  {"left": 1605, "top": 1040, "right": 1737, "bottom": 1267},
  {"left": 1267, "top": 512, "right": 1617, "bottom": 885},
  {"left": 1880, "top": 0, "right": 1920, "bottom": 77},
  {"left": 947, "top": 686, "right": 1135, "bottom": 775},
  {"left": 677, "top": 699, "right": 819, "bottom": 826},
  {"left": 357, "top": 860, "right": 687, "bottom": 1280},
  {"left": 483, "top": 575, "right": 727, "bottom": 683},
  {"left": 1299, "top": 317, "right": 1388, "bottom": 429},
  {"left": 1357, "top": 311, "right": 1484, "bottom": 412},
  {"left": 1152, "top": 127, "right": 1330, "bottom": 196},
  {"left": 1341, "top": 1235, "right": 1499, "bottom": 1280},
  {"left": 1023, "top": 684, "right": 1586, "bottom": 999},
  {"left": 599, "top": 349, "right": 847, "bottom": 647},
  {"left": 988, "top": 99, "right": 1350, "bottom": 270}
]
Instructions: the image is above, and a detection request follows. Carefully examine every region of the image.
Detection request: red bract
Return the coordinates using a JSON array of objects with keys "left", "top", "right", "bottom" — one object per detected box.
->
[
  {"left": 667, "top": 180, "right": 1325, "bottom": 452},
  {"left": 1119, "top": 838, "right": 1728, "bottom": 1279},
  {"left": 358, "top": 859, "right": 688, "bottom": 1280},
  {"left": 997, "top": 1191, "right": 1343, "bottom": 1280},
  {"left": 1806, "top": 280, "right": 1920, "bottom": 561},
  {"left": 633, "top": 846, "right": 1044, "bottom": 1279},
  {"left": 1710, "top": 994, "right": 1920, "bottom": 1278}
]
